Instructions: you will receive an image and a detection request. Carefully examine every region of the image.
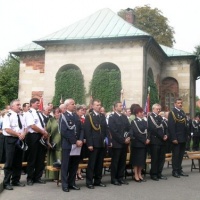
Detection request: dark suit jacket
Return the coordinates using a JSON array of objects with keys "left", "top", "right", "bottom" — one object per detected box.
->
[
  {"left": 168, "top": 108, "right": 187, "bottom": 143},
  {"left": 148, "top": 113, "right": 165, "bottom": 145},
  {"left": 130, "top": 118, "right": 148, "bottom": 148},
  {"left": 191, "top": 120, "right": 200, "bottom": 137},
  {"left": 59, "top": 112, "right": 84, "bottom": 150},
  {"left": 42, "top": 114, "right": 53, "bottom": 126},
  {"left": 108, "top": 112, "right": 130, "bottom": 148},
  {"left": 84, "top": 111, "right": 107, "bottom": 148}
]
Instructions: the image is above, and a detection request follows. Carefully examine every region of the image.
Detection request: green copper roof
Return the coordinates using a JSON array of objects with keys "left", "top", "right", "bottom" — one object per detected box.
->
[
  {"left": 10, "top": 8, "right": 194, "bottom": 58},
  {"left": 10, "top": 42, "right": 44, "bottom": 54},
  {"left": 36, "top": 8, "right": 149, "bottom": 42},
  {"left": 160, "top": 44, "right": 193, "bottom": 57}
]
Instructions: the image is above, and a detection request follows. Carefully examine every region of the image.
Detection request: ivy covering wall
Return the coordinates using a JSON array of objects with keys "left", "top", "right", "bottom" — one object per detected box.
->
[
  {"left": 147, "top": 76, "right": 159, "bottom": 109},
  {"left": 52, "top": 65, "right": 85, "bottom": 106},
  {"left": 90, "top": 63, "right": 121, "bottom": 111}
]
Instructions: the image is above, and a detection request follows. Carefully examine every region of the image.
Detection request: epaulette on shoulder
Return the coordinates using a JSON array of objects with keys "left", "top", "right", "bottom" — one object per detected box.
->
[{"left": 7, "top": 113, "right": 12, "bottom": 117}]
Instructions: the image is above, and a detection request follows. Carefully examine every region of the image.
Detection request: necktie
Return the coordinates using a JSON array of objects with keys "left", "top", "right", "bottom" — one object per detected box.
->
[
  {"left": 17, "top": 114, "right": 22, "bottom": 129},
  {"left": 37, "top": 111, "right": 44, "bottom": 128}
]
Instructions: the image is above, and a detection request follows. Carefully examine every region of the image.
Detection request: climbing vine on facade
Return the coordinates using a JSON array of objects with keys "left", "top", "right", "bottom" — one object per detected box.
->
[
  {"left": 53, "top": 66, "right": 85, "bottom": 106},
  {"left": 90, "top": 65, "right": 121, "bottom": 111}
]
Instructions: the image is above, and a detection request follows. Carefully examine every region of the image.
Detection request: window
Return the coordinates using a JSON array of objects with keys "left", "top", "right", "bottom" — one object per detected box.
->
[{"left": 165, "top": 93, "right": 174, "bottom": 110}]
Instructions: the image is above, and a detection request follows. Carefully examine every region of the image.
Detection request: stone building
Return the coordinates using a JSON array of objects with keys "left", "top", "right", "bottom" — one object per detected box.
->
[{"left": 11, "top": 8, "right": 200, "bottom": 115}]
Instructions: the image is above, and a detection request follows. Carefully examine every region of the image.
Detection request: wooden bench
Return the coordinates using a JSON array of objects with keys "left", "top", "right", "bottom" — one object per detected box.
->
[
  {"left": 187, "top": 151, "right": 200, "bottom": 172},
  {"left": 0, "top": 162, "right": 28, "bottom": 169}
]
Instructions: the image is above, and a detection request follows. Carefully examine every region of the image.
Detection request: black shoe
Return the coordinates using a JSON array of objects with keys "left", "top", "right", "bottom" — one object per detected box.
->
[
  {"left": 27, "top": 180, "right": 34, "bottom": 186},
  {"left": 158, "top": 175, "right": 167, "bottom": 180},
  {"left": 172, "top": 172, "right": 180, "bottom": 178},
  {"left": 87, "top": 184, "right": 94, "bottom": 189},
  {"left": 111, "top": 181, "right": 121, "bottom": 186},
  {"left": 62, "top": 187, "right": 69, "bottom": 192},
  {"left": 12, "top": 182, "right": 25, "bottom": 187},
  {"left": 118, "top": 180, "right": 129, "bottom": 185},
  {"left": 134, "top": 178, "right": 141, "bottom": 183},
  {"left": 94, "top": 182, "right": 106, "bottom": 187},
  {"left": 139, "top": 178, "right": 147, "bottom": 182},
  {"left": 69, "top": 185, "right": 80, "bottom": 190},
  {"left": 179, "top": 172, "right": 189, "bottom": 177},
  {"left": 34, "top": 179, "right": 46, "bottom": 184},
  {"left": 151, "top": 176, "right": 159, "bottom": 181},
  {"left": 4, "top": 185, "right": 13, "bottom": 190}
]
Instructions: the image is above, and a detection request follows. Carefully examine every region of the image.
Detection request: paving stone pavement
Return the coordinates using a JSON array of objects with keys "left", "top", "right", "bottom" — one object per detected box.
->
[{"left": 0, "top": 160, "right": 200, "bottom": 200}]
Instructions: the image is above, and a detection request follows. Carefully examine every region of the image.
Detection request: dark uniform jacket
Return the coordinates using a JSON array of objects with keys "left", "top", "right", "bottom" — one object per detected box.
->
[
  {"left": 191, "top": 120, "right": 200, "bottom": 137},
  {"left": 84, "top": 111, "right": 107, "bottom": 148},
  {"left": 148, "top": 113, "right": 165, "bottom": 145},
  {"left": 108, "top": 112, "right": 130, "bottom": 148},
  {"left": 130, "top": 118, "right": 148, "bottom": 148},
  {"left": 59, "top": 112, "right": 83, "bottom": 150},
  {"left": 168, "top": 108, "right": 187, "bottom": 143},
  {"left": 186, "top": 118, "right": 192, "bottom": 136}
]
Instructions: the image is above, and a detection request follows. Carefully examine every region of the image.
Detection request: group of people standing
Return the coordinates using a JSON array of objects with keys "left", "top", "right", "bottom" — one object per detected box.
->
[{"left": 0, "top": 97, "right": 196, "bottom": 192}]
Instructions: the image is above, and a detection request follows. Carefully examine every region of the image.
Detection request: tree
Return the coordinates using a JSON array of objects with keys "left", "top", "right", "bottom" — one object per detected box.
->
[
  {"left": 0, "top": 56, "right": 19, "bottom": 109},
  {"left": 118, "top": 5, "right": 175, "bottom": 47}
]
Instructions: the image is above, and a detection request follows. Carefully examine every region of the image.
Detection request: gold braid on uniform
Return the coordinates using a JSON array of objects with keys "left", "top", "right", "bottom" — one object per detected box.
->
[
  {"left": 171, "top": 111, "right": 186, "bottom": 124},
  {"left": 88, "top": 113, "right": 101, "bottom": 131}
]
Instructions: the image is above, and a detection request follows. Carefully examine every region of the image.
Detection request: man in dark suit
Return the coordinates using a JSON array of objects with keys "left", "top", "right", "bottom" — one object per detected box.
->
[
  {"left": 191, "top": 113, "right": 200, "bottom": 151},
  {"left": 59, "top": 98, "right": 83, "bottom": 192},
  {"left": 148, "top": 104, "right": 168, "bottom": 181},
  {"left": 108, "top": 101, "right": 130, "bottom": 185},
  {"left": 42, "top": 105, "right": 53, "bottom": 126},
  {"left": 168, "top": 98, "right": 188, "bottom": 178},
  {"left": 84, "top": 99, "right": 107, "bottom": 189}
]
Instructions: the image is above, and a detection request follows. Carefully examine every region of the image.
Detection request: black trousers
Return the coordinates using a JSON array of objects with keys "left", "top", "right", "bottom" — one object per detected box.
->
[
  {"left": 61, "top": 149, "right": 80, "bottom": 189},
  {"left": 111, "top": 147, "right": 127, "bottom": 182},
  {"left": 0, "top": 134, "right": 6, "bottom": 163},
  {"left": 86, "top": 147, "right": 104, "bottom": 185},
  {"left": 150, "top": 144, "right": 166, "bottom": 177},
  {"left": 26, "top": 133, "right": 46, "bottom": 181},
  {"left": 3, "top": 136, "right": 23, "bottom": 185},
  {"left": 172, "top": 142, "right": 186, "bottom": 174},
  {"left": 192, "top": 136, "right": 200, "bottom": 151}
]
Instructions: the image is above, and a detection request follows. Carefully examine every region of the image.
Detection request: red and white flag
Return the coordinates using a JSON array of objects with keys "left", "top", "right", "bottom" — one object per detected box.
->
[{"left": 39, "top": 97, "right": 44, "bottom": 111}]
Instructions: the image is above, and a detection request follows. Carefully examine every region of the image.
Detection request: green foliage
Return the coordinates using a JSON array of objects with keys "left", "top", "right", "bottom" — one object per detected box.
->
[
  {"left": 90, "top": 65, "right": 121, "bottom": 111},
  {"left": 118, "top": 6, "right": 175, "bottom": 47},
  {"left": 196, "top": 106, "right": 200, "bottom": 113},
  {"left": 52, "top": 66, "right": 85, "bottom": 106},
  {"left": 0, "top": 56, "right": 19, "bottom": 109},
  {"left": 148, "top": 76, "right": 159, "bottom": 109}
]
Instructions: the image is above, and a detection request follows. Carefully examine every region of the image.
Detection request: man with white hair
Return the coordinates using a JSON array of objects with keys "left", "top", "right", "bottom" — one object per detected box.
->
[
  {"left": 148, "top": 103, "right": 168, "bottom": 181},
  {"left": 59, "top": 98, "right": 83, "bottom": 192},
  {"left": 59, "top": 103, "right": 67, "bottom": 114}
]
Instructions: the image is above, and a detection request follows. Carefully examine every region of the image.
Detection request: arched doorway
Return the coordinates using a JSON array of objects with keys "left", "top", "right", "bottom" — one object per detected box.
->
[
  {"left": 52, "top": 64, "right": 85, "bottom": 105},
  {"left": 160, "top": 77, "right": 179, "bottom": 111},
  {"left": 90, "top": 62, "right": 121, "bottom": 111}
]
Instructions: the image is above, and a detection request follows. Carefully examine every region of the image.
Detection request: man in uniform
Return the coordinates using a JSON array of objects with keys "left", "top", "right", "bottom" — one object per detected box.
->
[
  {"left": 85, "top": 99, "right": 107, "bottom": 189},
  {"left": 25, "top": 98, "right": 48, "bottom": 185},
  {"left": 148, "top": 104, "right": 168, "bottom": 181},
  {"left": 168, "top": 98, "right": 188, "bottom": 178},
  {"left": 191, "top": 113, "right": 200, "bottom": 151},
  {"left": 59, "top": 98, "right": 83, "bottom": 192},
  {"left": 108, "top": 101, "right": 130, "bottom": 185},
  {"left": 2, "top": 99, "right": 27, "bottom": 190}
]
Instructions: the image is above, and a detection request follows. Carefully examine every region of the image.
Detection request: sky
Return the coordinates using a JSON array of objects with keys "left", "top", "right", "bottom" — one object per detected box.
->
[{"left": 0, "top": 0, "right": 200, "bottom": 96}]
